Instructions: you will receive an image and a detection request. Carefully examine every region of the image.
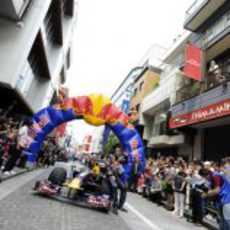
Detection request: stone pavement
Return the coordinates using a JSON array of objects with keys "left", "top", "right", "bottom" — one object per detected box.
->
[
  {"left": 0, "top": 168, "right": 131, "bottom": 230},
  {"left": 0, "top": 164, "right": 213, "bottom": 230},
  {"left": 123, "top": 192, "right": 208, "bottom": 230}
]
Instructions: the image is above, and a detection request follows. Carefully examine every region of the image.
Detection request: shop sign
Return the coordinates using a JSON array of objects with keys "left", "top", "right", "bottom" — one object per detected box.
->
[{"left": 170, "top": 98, "right": 230, "bottom": 129}]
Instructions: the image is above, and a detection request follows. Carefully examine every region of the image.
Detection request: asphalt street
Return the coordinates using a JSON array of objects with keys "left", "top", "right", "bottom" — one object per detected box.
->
[{"left": 0, "top": 164, "right": 208, "bottom": 230}]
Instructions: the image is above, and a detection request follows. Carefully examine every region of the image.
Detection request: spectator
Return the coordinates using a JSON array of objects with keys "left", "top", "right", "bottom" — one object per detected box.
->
[
  {"left": 3, "top": 123, "right": 20, "bottom": 174},
  {"left": 172, "top": 164, "right": 187, "bottom": 217},
  {"left": 129, "top": 155, "right": 141, "bottom": 192},
  {"left": 199, "top": 167, "right": 230, "bottom": 230},
  {"left": 17, "top": 120, "right": 30, "bottom": 168}
]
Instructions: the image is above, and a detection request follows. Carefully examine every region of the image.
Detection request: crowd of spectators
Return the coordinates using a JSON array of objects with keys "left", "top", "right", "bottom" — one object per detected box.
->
[
  {"left": 132, "top": 155, "right": 230, "bottom": 227},
  {"left": 78, "top": 149, "right": 230, "bottom": 227},
  {"left": 0, "top": 116, "right": 69, "bottom": 176},
  {"left": 36, "top": 137, "right": 70, "bottom": 167},
  {"left": 0, "top": 116, "right": 29, "bottom": 175}
]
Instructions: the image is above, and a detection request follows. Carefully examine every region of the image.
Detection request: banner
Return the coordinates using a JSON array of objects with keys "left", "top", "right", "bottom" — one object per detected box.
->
[
  {"left": 120, "top": 99, "right": 130, "bottom": 114},
  {"left": 184, "top": 43, "right": 203, "bottom": 82}
]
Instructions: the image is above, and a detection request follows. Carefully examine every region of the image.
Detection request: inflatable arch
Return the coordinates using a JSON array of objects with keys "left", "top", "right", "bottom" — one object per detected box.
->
[{"left": 24, "top": 94, "right": 145, "bottom": 181}]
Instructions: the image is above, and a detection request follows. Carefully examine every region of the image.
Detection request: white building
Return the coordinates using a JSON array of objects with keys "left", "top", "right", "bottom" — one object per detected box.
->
[
  {"left": 140, "top": 32, "right": 191, "bottom": 157},
  {"left": 0, "top": 0, "right": 78, "bottom": 115}
]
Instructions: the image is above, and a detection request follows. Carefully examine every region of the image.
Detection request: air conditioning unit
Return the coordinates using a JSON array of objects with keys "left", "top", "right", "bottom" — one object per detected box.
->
[{"left": 0, "top": 0, "right": 30, "bottom": 21}]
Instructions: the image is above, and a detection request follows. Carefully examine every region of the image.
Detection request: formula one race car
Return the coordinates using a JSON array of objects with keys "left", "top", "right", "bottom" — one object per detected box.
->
[{"left": 33, "top": 167, "right": 111, "bottom": 213}]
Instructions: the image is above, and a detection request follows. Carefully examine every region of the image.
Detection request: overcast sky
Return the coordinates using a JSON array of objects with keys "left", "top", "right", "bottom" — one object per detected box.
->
[{"left": 67, "top": 0, "right": 194, "bottom": 143}]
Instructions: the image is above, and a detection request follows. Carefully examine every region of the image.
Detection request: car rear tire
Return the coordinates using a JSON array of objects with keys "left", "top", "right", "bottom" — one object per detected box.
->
[{"left": 48, "top": 167, "right": 67, "bottom": 186}]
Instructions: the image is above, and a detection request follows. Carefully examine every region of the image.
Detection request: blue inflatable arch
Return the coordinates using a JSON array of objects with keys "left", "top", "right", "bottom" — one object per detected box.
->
[{"left": 24, "top": 94, "right": 146, "bottom": 181}]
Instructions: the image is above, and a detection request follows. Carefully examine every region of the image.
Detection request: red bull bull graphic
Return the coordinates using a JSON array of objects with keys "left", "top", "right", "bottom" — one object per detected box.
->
[{"left": 24, "top": 94, "right": 145, "bottom": 181}]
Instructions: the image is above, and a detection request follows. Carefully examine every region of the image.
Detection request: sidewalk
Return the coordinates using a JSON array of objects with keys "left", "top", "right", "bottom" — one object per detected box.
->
[
  {"left": 160, "top": 200, "right": 218, "bottom": 230},
  {"left": 0, "top": 166, "right": 37, "bottom": 182},
  {"left": 184, "top": 209, "right": 218, "bottom": 230}
]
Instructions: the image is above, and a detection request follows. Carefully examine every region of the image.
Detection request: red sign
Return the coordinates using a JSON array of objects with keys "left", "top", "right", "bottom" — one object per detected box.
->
[
  {"left": 170, "top": 98, "right": 230, "bottom": 129},
  {"left": 184, "top": 43, "right": 203, "bottom": 81}
]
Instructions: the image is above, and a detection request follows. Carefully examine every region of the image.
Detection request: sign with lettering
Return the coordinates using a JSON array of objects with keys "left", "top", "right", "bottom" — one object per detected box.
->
[{"left": 170, "top": 98, "right": 230, "bottom": 129}]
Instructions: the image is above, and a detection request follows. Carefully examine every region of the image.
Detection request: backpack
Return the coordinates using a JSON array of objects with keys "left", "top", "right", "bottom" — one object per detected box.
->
[{"left": 174, "top": 174, "right": 184, "bottom": 190}]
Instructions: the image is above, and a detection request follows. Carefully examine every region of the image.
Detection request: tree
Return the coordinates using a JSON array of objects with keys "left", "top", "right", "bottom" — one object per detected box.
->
[{"left": 103, "top": 133, "right": 120, "bottom": 156}]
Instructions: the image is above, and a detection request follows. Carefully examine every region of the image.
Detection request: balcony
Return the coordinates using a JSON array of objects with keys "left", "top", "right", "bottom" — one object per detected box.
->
[
  {"left": 184, "top": 0, "right": 226, "bottom": 31},
  {"left": 141, "top": 71, "right": 177, "bottom": 114},
  {"left": 16, "top": 61, "right": 35, "bottom": 97},
  {"left": 204, "top": 10, "right": 230, "bottom": 61},
  {"left": 0, "top": 0, "right": 30, "bottom": 21},
  {"left": 149, "top": 135, "right": 185, "bottom": 147},
  {"left": 175, "top": 60, "right": 230, "bottom": 104}
]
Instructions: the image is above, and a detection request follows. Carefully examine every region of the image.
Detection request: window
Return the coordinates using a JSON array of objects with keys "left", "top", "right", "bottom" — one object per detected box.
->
[
  {"left": 27, "top": 32, "right": 50, "bottom": 79},
  {"left": 62, "top": 0, "right": 74, "bottom": 16},
  {"left": 133, "top": 88, "right": 138, "bottom": 96},
  {"left": 227, "top": 11, "right": 230, "bottom": 21},
  {"left": 60, "top": 67, "right": 65, "bottom": 84},
  {"left": 159, "top": 121, "right": 167, "bottom": 135},
  {"left": 43, "top": 0, "right": 63, "bottom": 46},
  {"left": 44, "top": 6, "right": 55, "bottom": 44},
  {"left": 136, "top": 104, "right": 140, "bottom": 113},
  {"left": 139, "top": 82, "right": 144, "bottom": 91},
  {"left": 66, "top": 48, "right": 71, "bottom": 69}
]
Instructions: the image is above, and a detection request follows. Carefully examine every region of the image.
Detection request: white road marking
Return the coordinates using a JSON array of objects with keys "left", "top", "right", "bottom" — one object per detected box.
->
[{"left": 125, "top": 202, "right": 162, "bottom": 230}]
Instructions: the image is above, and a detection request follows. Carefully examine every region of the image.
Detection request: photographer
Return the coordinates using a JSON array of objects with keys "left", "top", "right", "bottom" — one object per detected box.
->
[{"left": 199, "top": 168, "right": 230, "bottom": 230}]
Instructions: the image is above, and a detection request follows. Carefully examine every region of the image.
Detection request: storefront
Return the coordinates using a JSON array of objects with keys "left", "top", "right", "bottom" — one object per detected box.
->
[
  {"left": 170, "top": 93, "right": 230, "bottom": 161},
  {"left": 204, "top": 124, "right": 230, "bottom": 161}
]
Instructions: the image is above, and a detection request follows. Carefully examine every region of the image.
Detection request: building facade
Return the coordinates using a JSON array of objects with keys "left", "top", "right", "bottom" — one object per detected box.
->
[
  {"left": 140, "top": 32, "right": 191, "bottom": 158},
  {"left": 129, "top": 66, "right": 161, "bottom": 116},
  {"left": 0, "top": 0, "right": 77, "bottom": 116},
  {"left": 169, "top": 0, "right": 230, "bottom": 161},
  {"left": 101, "top": 45, "right": 166, "bottom": 148}
]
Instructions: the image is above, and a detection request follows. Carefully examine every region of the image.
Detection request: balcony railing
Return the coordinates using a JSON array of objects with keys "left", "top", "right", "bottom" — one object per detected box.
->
[
  {"left": 16, "top": 61, "right": 35, "bottom": 96},
  {"left": 175, "top": 60, "right": 230, "bottom": 104},
  {"left": 204, "top": 10, "right": 230, "bottom": 47},
  {"left": 185, "top": 0, "right": 207, "bottom": 21}
]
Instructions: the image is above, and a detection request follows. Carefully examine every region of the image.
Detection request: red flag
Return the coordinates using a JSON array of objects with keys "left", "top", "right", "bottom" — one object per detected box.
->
[{"left": 185, "top": 43, "right": 203, "bottom": 81}]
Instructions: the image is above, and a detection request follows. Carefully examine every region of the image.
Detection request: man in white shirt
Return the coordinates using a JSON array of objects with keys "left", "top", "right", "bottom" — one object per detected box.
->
[{"left": 17, "top": 120, "right": 30, "bottom": 168}]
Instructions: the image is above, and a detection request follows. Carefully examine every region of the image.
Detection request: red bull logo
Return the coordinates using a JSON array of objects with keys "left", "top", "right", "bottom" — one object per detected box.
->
[
  {"left": 53, "top": 94, "right": 134, "bottom": 129},
  {"left": 54, "top": 96, "right": 94, "bottom": 116}
]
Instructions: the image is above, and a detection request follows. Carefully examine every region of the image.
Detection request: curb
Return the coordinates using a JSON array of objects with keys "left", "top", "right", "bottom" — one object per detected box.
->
[
  {"left": 184, "top": 211, "right": 218, "bottom": 230},
  {"left": 160, "top": 200, "right": 218, "bottom": 230},
  {"left": 0, "top": 167, "right": 37, "bottom": 182}
]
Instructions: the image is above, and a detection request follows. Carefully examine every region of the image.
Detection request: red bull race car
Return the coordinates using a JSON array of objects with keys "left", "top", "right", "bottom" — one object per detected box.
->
[{"left": 33, "top": 167, "right": 111, "bottom": 213}]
